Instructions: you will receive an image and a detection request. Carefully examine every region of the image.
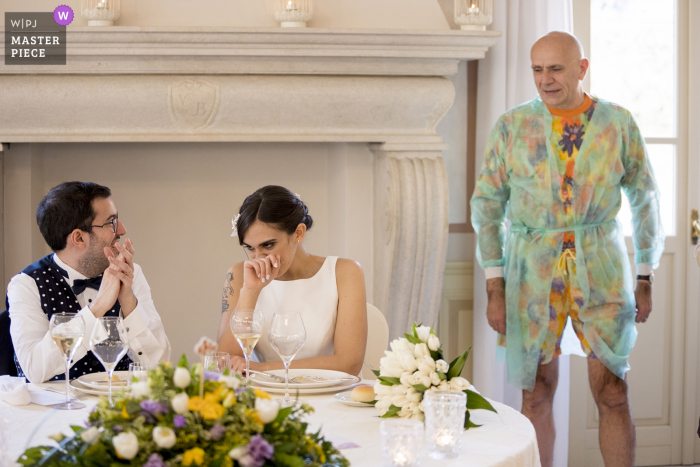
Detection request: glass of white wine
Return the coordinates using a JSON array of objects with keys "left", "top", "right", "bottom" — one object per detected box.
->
[
  {"left": 230, "top": 309, "right": 264, "bottom": 385},
  {"left": 49, "top": 312, "right": 86, "bottom": 410},
  {"left": 89, "top": 316, "right": 129, "bottom": 407},
  {"left": 268, "top": 312, "right": 306, "bottom": 407}
]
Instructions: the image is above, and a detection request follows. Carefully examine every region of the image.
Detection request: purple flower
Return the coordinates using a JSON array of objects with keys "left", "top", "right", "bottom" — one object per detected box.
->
[
  {"left": 204, "top": 371, "right": 220, "bottom": 381},
  {"left": 248, "top": 434, "right": 274, "bottom": 467},
  {"left": 174, "top": 415, "right": 187, "bottom": 428},
  {"left": 210, "top": 424, "right": 226, "bottom": 441},
  {"left": 113, "top": 425, "right": 122, "bottom": 433},
  {"left": 559, "top": 122, "right": 584, "bottom": 156},
  {"left": 140, "top": 400, "right": 169, "bottom": 415},
  {"left": 143, "top": 453, "right": 166, "bottom": 467},
  {"left": 235, "top": 387, "right": 246, "bottom": 394}
]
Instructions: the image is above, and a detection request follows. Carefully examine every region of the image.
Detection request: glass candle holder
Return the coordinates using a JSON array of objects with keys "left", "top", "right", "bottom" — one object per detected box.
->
[
  {"left": 424, "top": 390, "right": 466, "bottom": 459},
  {"left": 379, "top": 419, "right": 423, "bottom": 467},
  {"left": 81, "top": 0, "right": 120, "bottom": 26},
  {"left": 273, "top": 0, "right": 313, "bottom": 28},
  {"left": 453, "top": 0, "right": 493, "bottom": 31}
]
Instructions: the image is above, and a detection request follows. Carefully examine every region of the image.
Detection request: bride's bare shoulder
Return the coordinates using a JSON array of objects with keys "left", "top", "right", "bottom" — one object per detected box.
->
[{"left": 335, "top": 258, "right": 364, "bottom": 280}]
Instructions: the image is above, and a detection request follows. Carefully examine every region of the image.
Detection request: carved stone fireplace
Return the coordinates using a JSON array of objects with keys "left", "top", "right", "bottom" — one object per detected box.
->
[{"left": 0, "top": 27, "right": 499, "bottom": 346}]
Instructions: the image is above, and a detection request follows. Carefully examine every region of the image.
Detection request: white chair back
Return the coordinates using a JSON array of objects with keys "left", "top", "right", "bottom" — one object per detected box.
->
[{"left": 362, "top": 303, "right": 389, "bottom": 380}]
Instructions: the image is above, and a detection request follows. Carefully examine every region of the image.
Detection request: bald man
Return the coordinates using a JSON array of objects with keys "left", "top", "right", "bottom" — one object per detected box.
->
[{"left": 471, "top": 32, "right": 664, "bottom": 467}]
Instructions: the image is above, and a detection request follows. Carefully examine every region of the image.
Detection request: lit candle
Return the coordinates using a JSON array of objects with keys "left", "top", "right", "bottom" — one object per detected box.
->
[
  {"left": 468, "top": 3, "right": 479, "bottom": 14},
  {"left": 285, "top": 1, "right": 298, "bottom": 11},
  {"left": 393, "top": 451, "right": 409, "bottom": 466},
  {"left": 437, "top": 434, "right": 454, "bottom": 447}
]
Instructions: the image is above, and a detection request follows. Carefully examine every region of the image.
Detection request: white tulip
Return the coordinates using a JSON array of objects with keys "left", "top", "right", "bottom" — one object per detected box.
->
[
  {"left": 239, "top": 455, "right": 256, "bottom": 467},
  {"left": 374, "top": 381, "right": 392, "bottom": 396},
  {"left": 436, "top": 359, "right": 449, "bottom": 373},
  {"left": 112, "top": 432, "right": 139, "bottom": 460},
  {"left": 390, "top": 339, "right": 412, "bottom": 353},
  {"left": 428, "top": 334, "right": 440, "bottom": 352},
  {"left": 417, "top": 356, "right": 436, "bottom": 374},
  {"left": 391, "top": 393, "right": 409, "bottom": 408},
  {"left": 130, "top": 381, "right": 150, "bottom": 398},
  {"left": 375, "top": 396, "right": 393, "bottom": 416},
  {"left": 219, "top": 375, "right": 241, "bottom": 390},
  {"left": 173, "top": 367, "right": 191, "bottom": 389},
  {"left": 171, "top": 392, "right": 189, "bottom": 415},
  {"left": 399, "top": 373, "right": 416, "bottom": 387},
  {"left": 79, "top": 427, "right": 100, "bottom": 445},
  {"left": 414, "top": 371, "right": 432, "bottom": 388},
  {"left": 391, "top": 384, "right": 408, "bottom": 395},
  {"left": 255, "top": 397, "right": 280, "bottom": 424},
  {"left": 430, "top": 371, "right": 442, "bottom": 386},
  {"left": 416, "top": 325, "right": 431, "bottom": 343},
  {"left": 228, "top": 446, "right": 248, "bottom": 460},
  {"left": 406, "top": 387, "right": 422, "bottom": 402},
  {"left": 379, "top": 356, "right": 405, "bottom": 378},
  {"left": 152, "top": 426, "right": 176, "bottom": 449},
  {"left": 418, "top": 400, "right": 425, "bottom": 413},
  {"left": 410, "top": 412, "right": 425, "bottom": 422},
  {"left": 399, "top": 401, "right": 419, "bottom": 418},
  {"left": 449, "top": 376, "right": 470, "bottom": 391},
  {"left": 437, "top": 381, "right": 451, "bottom": 391},
  {"left": 399, "top": 351, "right": 418, "bottom": 373},
  {"left": 413, "top": 343, "right": 430, "bottom": 359}
]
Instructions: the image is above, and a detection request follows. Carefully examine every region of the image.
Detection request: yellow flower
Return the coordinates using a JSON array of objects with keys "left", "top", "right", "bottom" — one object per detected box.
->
[
  {"left": 254, "top": 388, "right": 271, "bottom": 400},
  {"left": 204, "top": 387, "right": 225, "bottom": 403},
  {"left": 200, "top": 402, "right": 225, "bottom": 420},
  {"left": 187, "top": 396, "right": 205, "bottom": 412},
  {"left": 121, "top": 406, "right": 130, "bottom": 419},
  {"left": 182, "top": 447, "right": 205, "bottom": 466},
  {"left": 245, "top": 409, "right": 264, "bottom": 430},
  {"left": 164, "top": 362, "right": 171, "bottom": 367}
]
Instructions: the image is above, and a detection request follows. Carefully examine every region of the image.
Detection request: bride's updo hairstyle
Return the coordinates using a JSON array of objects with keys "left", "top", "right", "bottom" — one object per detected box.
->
[{"left": 236, "top": 185, "right": 313, "bottom": 245}]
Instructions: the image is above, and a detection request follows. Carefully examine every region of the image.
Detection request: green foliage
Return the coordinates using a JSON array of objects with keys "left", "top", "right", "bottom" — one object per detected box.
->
[
  {"left": 465, "top": 389, "right": 497, "bottom": 413},
  {"left": 447, "top": 346, "right": 472, "bottom": 379}
]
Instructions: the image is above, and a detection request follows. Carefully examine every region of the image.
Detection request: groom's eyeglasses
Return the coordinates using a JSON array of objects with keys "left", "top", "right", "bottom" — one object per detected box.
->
[{"left": 91, "top": 217, "right": 119, "bottom": 233}]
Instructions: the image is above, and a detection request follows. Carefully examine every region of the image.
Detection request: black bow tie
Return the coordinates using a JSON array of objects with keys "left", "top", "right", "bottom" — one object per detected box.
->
[{"left": 72, "top": 276, "right": 103, "bottom": 296}]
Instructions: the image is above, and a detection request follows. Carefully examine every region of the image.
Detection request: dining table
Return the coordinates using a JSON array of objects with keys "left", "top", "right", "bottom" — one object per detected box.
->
[{"left": 0, "top": 380, "right": 541, "bottom": 467}]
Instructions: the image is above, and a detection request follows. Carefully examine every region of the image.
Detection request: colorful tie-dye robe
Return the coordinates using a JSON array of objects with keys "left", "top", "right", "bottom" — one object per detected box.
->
[{"left": 471, "top": 96, "right": 665, "bottom": 391}]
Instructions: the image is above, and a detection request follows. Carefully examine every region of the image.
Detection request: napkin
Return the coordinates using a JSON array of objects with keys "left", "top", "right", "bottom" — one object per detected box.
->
[{"left": 0, "top": 375, "right": 30, "bottom": 406}]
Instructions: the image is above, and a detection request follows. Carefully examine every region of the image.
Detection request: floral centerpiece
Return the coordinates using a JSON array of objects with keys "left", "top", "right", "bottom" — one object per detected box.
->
[
  {"left": 18, "top": 355, "right": 348, "bottom": 467},
  {"left": 373, "top": 323, "right": 496, "bottom": 427}
]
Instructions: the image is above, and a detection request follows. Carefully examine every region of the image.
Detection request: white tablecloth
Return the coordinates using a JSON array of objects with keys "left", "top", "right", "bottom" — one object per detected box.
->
[{"left": 1, "top": 382, "right": 541, "bottom": 467}]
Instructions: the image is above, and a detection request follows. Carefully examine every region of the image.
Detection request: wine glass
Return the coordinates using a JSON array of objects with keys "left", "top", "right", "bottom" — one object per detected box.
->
[
  {"left": 230, "top": 309, "right": 264, "bottom": 385},
  {"left": 89, "top": 317, "right": 129, "bottom": 406},
  {"left": 49, "top": 312, "right": 86, "bottom": 410},
  {"left": 203, "top": 352, "right": 231, "bottom": 377},
  {"left": 268, "top": 312, "right": 306, "bottom": 407}
]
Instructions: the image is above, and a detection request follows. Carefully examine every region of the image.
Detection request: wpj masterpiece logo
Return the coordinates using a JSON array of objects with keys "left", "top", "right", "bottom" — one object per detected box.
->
[{"left": 4, "top": 8, "right": 72, "bottom": 65}]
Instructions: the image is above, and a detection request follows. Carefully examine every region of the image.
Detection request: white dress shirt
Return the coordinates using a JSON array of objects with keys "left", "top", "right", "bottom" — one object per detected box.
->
[{"left": 8, "top": 254, "right": 171, "bottom": 383}]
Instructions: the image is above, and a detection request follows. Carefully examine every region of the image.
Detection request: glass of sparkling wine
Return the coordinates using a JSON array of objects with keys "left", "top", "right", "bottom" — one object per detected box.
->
[
  {"left": 49, "top": 312, "right": 86, "bottom": 410},
  {"left": 230, "top": 309, "right": 264, "bottom": 384},
  {"left": 89, "top": 317, "right": 129, "bottom": 407},
  {"left": 268, "top": 312, "right": 306, "bottom": 407}
]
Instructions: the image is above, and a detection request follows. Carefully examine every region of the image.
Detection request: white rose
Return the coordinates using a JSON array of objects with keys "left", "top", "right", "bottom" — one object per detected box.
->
[
  {"left": 374, "top": 381, "right": 392, "bottom": 396},
  {"left": 228, "top": 446, "right": 248, "bottom": 460},
  {"left": 399, "top": 351, "right": 418, "bottom": 373},
  {"left": 79, "top": 427, "right": 100, "bottom": 445},
  {"left": 239, "top": 455, "right": 256, "bottom": 467},
  {"left": 449, "top": 376, "right": 470, "bottom": 391},
  {"left": 171, "top": 392, "right": 189, "bottom": 414},
  {"left": 413, "top": 343, "right": 430, "bottom": 359},
  {"left": 430, "top": 371, "right": 441, "bottom": 386},
  {"left": 112, "top": 432, "right": 139, "bottom": 460},
  {"left": 416, "top": 325, "right": 431, "bottom": 343},
  {"left": 255, "top": 397, "right": 280, "bottom": 424},
  {"left": 152, "top": 426, "right": 176, "bottom": 449},
  {"left": 436, "top": 359, "right": 449, "bottom": 373},
  {"left": 428, "top": 334, "right": 440, "bottom": 352},
  {"left": 130, "top": 381, "right": 150, "bottom": 398},
  {"left": 417, "top": 356, "right": 436, "bottom": 374},
  {"left": 173, "top": 367, "right": 191, "bottom": 389},
  {"left": 219, "top": 375, "right": 240, "bottom": 390}
]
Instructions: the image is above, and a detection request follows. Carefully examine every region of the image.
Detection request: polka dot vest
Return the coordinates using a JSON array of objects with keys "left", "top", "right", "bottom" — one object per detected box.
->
[{"left": 13, "top": 255, "right": 132, "bottom": 381}]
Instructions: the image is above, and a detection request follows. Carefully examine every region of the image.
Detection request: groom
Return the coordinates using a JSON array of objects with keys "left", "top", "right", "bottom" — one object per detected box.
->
[{"left": 6, "top": 181, "right": 171, "bottom": 383}]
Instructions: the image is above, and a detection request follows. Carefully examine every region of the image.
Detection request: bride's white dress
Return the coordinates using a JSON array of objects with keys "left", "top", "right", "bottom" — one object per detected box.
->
[{"left": 252, "top": 256, "right": 338, "bottom": 362}]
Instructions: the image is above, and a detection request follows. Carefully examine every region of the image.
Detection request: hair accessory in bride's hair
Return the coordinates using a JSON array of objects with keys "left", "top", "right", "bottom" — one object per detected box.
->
[
  {"left": 231, "top": 213, "right": 240, "bottom": 237},
  {"left": 294, "top": 193, "right": 301, "bottom": 201}
]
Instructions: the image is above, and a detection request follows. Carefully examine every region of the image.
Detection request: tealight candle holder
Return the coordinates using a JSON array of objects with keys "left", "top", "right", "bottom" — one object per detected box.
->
[
  {"left": 424, "top": 390, "right": 466, "bottom": 459},
  {"left": 81, "top": 0, "right": 120, "bottom": 26},
  {"left": 453, "top": 0, "right": 493, "bottom": 30},
  {"left": 273, "top": 0, "right": 312, "bottom": 28},
  {"left": 380, "top": 419, "right": 423, "bottom": 467}
]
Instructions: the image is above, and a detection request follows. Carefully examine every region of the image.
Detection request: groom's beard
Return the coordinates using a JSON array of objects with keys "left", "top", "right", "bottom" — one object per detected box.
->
[{"left": 78, "top": 235, "right": 110, "bottom": 278}]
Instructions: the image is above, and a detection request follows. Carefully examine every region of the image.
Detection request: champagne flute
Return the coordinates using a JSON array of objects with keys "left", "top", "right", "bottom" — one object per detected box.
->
[
  {"left": 49, "top": 312, "right": 86, "bottom": 410},
  {"left": 89, "top": 317, "right": 129, "bottom": 406},
  {"left": 230, "top": 309, "right": 264, "bottom": 385},
  {"left": 268, "top": 312, "right": 306, "bottom": 407}
]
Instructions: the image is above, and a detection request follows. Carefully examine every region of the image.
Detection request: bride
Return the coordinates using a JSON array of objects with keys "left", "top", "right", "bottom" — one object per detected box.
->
[{"left": 217, "top": 185, "right": 368, "bottom": 376}]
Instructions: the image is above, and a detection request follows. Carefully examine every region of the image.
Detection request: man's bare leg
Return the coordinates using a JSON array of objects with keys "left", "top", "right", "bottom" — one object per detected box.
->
[
  {"left": 588, "top": 358, "right": 635, "bottom": 467},
  {"left": 521, "top": 359, "right": 559, "bottom": 467}
]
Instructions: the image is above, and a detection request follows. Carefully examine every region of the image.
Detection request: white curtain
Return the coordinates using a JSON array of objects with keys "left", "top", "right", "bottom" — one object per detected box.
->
[{"left": 472, "top": 1, "right": 573, "bottom": 466}]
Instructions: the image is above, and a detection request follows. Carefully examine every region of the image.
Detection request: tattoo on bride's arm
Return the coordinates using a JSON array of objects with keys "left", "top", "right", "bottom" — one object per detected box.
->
[{"left": 221, "top": 272, "right": 235, "bottom": 313}]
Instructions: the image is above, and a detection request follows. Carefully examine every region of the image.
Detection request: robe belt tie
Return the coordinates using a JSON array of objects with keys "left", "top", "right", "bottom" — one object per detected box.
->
[
  {"left": 509, "top": 219, "right": 615, "bottom": 234},
  {"left": 556, "top": 249, "right": 577, "bottom": 274}
]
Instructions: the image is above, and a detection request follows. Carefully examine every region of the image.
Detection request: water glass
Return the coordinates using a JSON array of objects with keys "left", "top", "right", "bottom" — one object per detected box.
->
[
  {"left": 203, "top": 352, "right": 231, "bottom": 376},
  {"left": 268, "top": 312, "right": 306, "bottom": 407},
  {"left": 380, "top": 419, "right": 423, "bottom": 467},
  {"left": 424, "top": 390, "right": 466, "bottom": 459},
  {"left": 89, "top": 317, "right": 129, "bottom": 407}
]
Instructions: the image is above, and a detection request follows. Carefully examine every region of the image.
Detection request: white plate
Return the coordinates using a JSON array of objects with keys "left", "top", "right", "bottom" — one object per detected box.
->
[
  {"left": 77, "top": 371, "right": 129, "bottom": 389},
  {"left": 70, "top": 379, "right": 129, "bottom": 396},
  {"left": 250, "top": 369, "right": 360, "bottom": 389},
  {"left": 333, "top": 391, "right": 376, "bottom": 407},
  {"left": 251, "top": 380, "right": 360, "bottom": 395}
]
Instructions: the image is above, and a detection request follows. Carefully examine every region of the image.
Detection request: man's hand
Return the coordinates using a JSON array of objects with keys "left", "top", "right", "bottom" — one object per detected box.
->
[
  {"left": 486, "top": 277, "right": 507, "bottom": 334},
  {"left": 104, "top": 239, "right": 138, "bottom": 316},
  {"left": 89, "top": 266, "right": 121, "bottom": 317},
  {"left": 634, "top": 280, "right": 652, "bottom": 323}
]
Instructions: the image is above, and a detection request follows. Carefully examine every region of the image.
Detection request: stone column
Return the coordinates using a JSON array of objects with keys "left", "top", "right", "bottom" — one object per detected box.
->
[{"left": 371, "top": 143, "right": 450, "bottom": 341}]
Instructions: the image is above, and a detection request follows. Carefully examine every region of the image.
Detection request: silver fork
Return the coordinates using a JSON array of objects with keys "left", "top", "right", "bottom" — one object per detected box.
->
[
  {"left": 248, "top": 370, "right": 300, "bottom": 384},
  {"left": 44, "top": 386, "right": 87, "bottom": 401}
]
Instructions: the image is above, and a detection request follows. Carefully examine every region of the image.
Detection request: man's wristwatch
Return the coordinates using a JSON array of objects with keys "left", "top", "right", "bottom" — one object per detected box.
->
[{"left": 637, "top": 272, "right": 654, "bottom": 284}]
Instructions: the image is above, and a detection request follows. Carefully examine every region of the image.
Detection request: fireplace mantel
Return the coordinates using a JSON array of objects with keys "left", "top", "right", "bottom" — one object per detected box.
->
[{"left": 0, "top": 26, "right": 500, "bottom": 340}]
